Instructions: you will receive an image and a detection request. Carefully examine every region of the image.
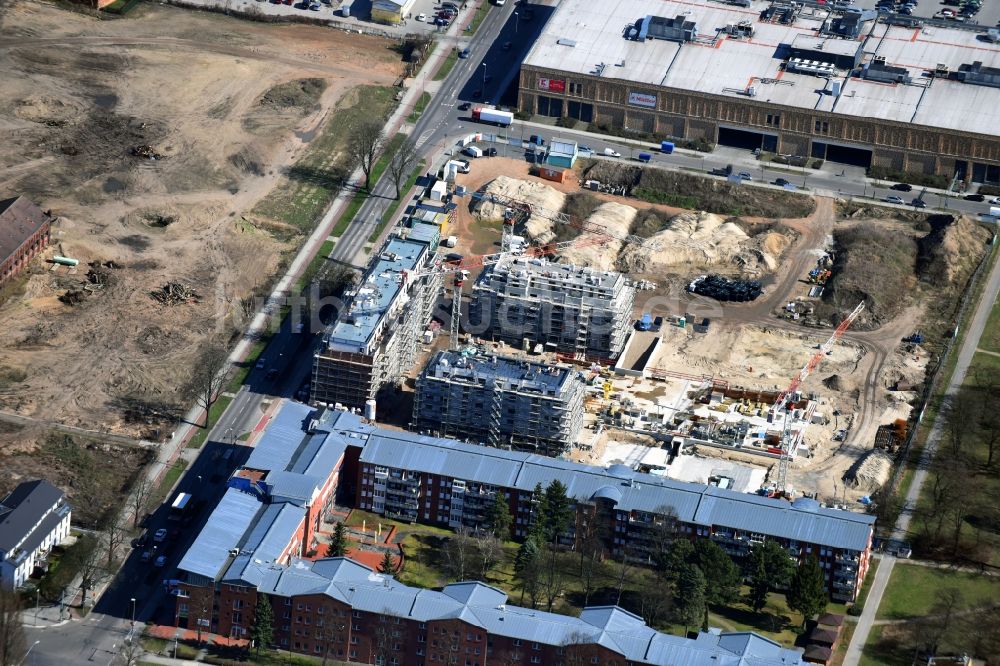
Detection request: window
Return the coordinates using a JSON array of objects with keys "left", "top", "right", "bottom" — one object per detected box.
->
[
  {"left": 532, "top": 642, "right": 540, "bottom": 650},
  {"left": 233, "top": 599, "right": 244, "bottom": 610},
  {"left": 569, "top": 81, "right": 584, "bottom": 96},
  {"left": 766, "top": 113, "right": 781, "bottom": 127},
  {"left": 283, "top": 611, "right": 291, "bottom": 619},
  {"left": 814, "top": 120, "right": 830, "bottom": 134},
  {"left": 513, "top": 639, "right": 522, "bottom": 647},
  {"left": 531, "top": 658, "right": 542, "bottom": 664},
  {"left": 353, "top": 611, "right": 362, "bottom": 618},
  {"left": 233, "top": 611, "right": 242, "bottom": 624}
]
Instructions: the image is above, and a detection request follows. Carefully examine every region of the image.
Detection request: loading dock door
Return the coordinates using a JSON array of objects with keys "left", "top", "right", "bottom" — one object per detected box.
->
[
  {"left": 717, "top": 127, "right": 777, "bottom": 152},
  {"left": 812, "top": 141, "right": 872, "bottom": 169}
]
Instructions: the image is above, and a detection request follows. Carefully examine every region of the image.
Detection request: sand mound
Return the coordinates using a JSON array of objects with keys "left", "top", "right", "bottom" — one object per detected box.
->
[
  {"left": 620, "top": 211, "right": 785, "bottom": 276},
  {"left": 476, "top": 176, "right": 566, "bottom": 243},
  {"left": 560, "top": 202, "right": 637, "bottom": 270},
  {"left": 843, "top": 449, "right": 893, "bottom": 491}
]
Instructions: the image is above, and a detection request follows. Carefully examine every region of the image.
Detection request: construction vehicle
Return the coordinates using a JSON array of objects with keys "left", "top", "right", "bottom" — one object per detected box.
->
[
  {"left": 903, "top": 331, "right": 924, "bottom": 344},
  {"left": 773, "top": 301, "right": 865, "bottom": 492}
]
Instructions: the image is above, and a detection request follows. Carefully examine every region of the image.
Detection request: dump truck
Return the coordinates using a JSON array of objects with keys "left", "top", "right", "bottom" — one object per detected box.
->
[{"left": 471, "top": 108, "right": 513, "bottom": 127}]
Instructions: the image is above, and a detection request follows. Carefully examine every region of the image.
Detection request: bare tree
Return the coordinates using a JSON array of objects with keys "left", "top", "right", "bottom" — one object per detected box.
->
[
  {"left": 443, "top": 527, "right": 479, "bottom": 581},
  {"left": 316, "top": 604, "right": 347, "bottom": 666},
  {"left": 116, "top": 635, "right": 145, "bottom": 666},
  {"left": 348, "top": 121, "right": 385, "bottom": 191},
  {"left": 476, "top": 534, "right": 504, "bottom": 580},
  {"left": 561, "top": 630, "right": 602, "bottom": 666},
  {"left": 0, "top": 588, "right": 26, "bottom": 666},
  {"left": 104, "top": 515, "right": 130, "bottom": 567},
  {"left": 540, "top": 542, "right": 566, "bottom": 612},
  {"left": 185, "top": 343, "right": 230, "bottom": 429},
  {"left": 189, "top": 586, "right": 214, "bottom": 645},
  {"left": 129, "top": 476, "right": 155, "bottom": 529},
  {"left": 78, "top": 539, "right": 109, "bottom": 609},
  {"left": 388, "top": 137, "right": 419, "bottom": 199}
]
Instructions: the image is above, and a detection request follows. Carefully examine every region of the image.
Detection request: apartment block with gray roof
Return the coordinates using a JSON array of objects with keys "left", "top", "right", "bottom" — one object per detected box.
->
[
  {"left": 469, "top": 257, "right": 636, "bottom": 361},
  {"left": 0, "top": 479, "right": 71, "bottom": 590},
  {"left": 412, "top": 350, "right": 586, "bottom": 456}
]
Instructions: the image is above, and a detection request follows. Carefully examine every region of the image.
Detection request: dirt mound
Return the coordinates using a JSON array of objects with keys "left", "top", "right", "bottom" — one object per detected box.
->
[
  {"left": 843, "top": 449, "right": 893, "bottom": 491},
  {"left": 14, "top": 95, "right": 87, "bottom": 125},
  {"left": 580, "top": 160, "right": 816, "bottom": 218},
  {"left": 476, "top": 176, "right": 566, "bottom": 242},
  {"left": 917, "top": 215, "right": 991, "bottom": 286},
  {"left": 259, "top": 78, "right": 328, "bottom": 110},
  {"left": 619, "top": 211, "right": 791, "bottom": 276},
  {"left": 559, "top": 201, "right": 637, "bottom": 270},
  {"left": 821, "top": 225, "right": 919, "bottom": 329}
]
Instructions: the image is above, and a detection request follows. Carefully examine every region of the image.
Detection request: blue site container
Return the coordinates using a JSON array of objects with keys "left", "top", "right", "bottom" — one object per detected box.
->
[
  {"left": 637, "top": 152, "right": 652, "bottom": 163},
  {"left": 661, "top": 141, "right": 675, "bottom": 154}
]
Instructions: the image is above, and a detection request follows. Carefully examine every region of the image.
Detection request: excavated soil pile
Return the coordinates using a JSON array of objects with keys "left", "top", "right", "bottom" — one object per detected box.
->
[
  {"left": 843, "top": 449, "right": 894, "bottom": 491},
  {"left": 620, "top": 211, "right": 792, "bottom": 276},
  {"left": 477, "top": 176, "right": 566, "bottom": 242},
  {"left": 560, "top": 202, "right": 637, "bottom": 271}
]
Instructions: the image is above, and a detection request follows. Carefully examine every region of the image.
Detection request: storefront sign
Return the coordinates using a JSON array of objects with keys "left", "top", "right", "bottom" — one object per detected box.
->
[
  {"left": 628, "top": 91, "right": 658, "bottom": 108},
  {"left": 537, "top": 78, "right": 566, "bottom": 93}
]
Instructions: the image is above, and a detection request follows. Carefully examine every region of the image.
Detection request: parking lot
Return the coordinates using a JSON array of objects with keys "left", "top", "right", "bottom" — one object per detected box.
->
[{"left": 851, "top": 0, "right": 1000, "bottom": 26}]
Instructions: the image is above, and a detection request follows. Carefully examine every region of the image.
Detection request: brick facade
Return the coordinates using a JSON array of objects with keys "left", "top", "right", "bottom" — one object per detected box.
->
[{"left": 519, "top": 65, "right": 1000, "bottom": 180}]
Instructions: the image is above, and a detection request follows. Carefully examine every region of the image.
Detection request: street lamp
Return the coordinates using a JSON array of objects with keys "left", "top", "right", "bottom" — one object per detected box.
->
[
  {"left": 481, "top": 62, "right": 487, "bottom": 91},
  {"left": 19, "top": 641, "right": 40, "bottom": 666},
  {"left": 34, "top": 589, "right": 39, "bottom": 627},
  {"left": 513, "top": 11, "right": 518, "bottom": 33},
  {"left": 130, "top": 597, "right": 136, "bottom": 625}
]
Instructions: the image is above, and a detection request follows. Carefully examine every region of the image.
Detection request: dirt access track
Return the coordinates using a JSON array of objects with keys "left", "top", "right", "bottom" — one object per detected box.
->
[{"left": 0, "top": 1, "right": 402, "bottom": 439}]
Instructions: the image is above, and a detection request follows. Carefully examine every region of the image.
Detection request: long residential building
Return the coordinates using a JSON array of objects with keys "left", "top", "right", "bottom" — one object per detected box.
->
[
  {"left": 469, "top": 257, "right": 636, "bottom": 361},
  {"left": 519, "top": 0, "right": 1000, "bottom": 182},
  {"left": 0, "top": 196, "right": 51, "bottom": 285},
  {"left": 0, "top": 479, "right": 72, "bottom": 590},
  {"left": 179, "top": 402, "right": 875, "bottom": 610},
  {"left": 412, "top": 350, "right": 586, "bottom": 454},
  {"left": 311, "top": 232, "right": 442, "bottom": 410},
  {"left": 176, "top": 407, "right": 809, "bottom": 665}
]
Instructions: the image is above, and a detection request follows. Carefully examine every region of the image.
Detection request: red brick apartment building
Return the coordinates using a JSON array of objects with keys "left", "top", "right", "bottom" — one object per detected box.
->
[{"left": 0, "top": 197, "right": 51, "bottom": 284}]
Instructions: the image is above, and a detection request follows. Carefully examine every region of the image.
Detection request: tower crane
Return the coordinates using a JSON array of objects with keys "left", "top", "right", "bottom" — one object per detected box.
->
[
  {"left": 773, "top": 301, "right": 865, "bottom": 493},
  {"left": 403, "top": 190, "right": 647, "bottom": 351}
]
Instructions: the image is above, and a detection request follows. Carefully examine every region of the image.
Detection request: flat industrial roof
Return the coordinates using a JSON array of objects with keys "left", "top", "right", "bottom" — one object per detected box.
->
[
  {"left": 420, "top": 350, "right": 578, "bottom": 395},
  {"left": 523, "top": 0, "right": 1000, "bottom": 136}
]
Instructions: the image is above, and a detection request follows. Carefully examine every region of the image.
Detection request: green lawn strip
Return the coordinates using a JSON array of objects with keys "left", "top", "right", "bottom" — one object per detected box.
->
[
  {"left": 433, "top": 48, "right": 460, "bottom": 81},
  {"left": 854, "top": 557, "right": 880, "bottom": 610},
  {"left": 294, "top": 238, "right": 336, "bottom": 293},
  {"left": 980, "top": 295, "right": 1000, "bottom": 353},
  {"left": 367, "top": 159, "right": 426, "bottom": 244},
  {"left": 226, "top": 338, "right": 269, "bottom": 393},
  {"left": 466, "top": 1, "right": 493, "bottom": 35},
  {"left": 331, "top": 133, "right": 406, "bottom": 238},
  {"left": 185, "top": 396, "right": 235, "bottom": 449},
  {"left": 876, "top": 563, "right": 1000, "bottom": 620},
  {"left": 253, "top": 85, "right": 396, "bottom": 236},
  {"left": 407, "top": 92, "right": 431, "bottom": 123},
  {"left": 152, "top": 460, "right": 189, "bottom": 506}
]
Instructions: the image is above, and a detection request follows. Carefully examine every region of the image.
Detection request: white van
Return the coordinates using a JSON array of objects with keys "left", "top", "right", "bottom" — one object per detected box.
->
[{"left": 463, "top": 146, "right": 483, "bottom": 158}]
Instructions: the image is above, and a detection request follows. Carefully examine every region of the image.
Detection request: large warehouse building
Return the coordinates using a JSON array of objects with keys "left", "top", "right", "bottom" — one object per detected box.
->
[{"left": 518, "top": 0, "right": 1000, "bottom": 182}]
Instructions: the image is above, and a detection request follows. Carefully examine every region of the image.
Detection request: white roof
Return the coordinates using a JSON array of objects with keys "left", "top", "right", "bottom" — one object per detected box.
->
[{"left": 523, "top": 0, "right": 1000, "bottom": 136}]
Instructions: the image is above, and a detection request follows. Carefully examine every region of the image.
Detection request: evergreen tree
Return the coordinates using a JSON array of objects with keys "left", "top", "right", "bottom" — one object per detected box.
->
[
  {"left": 378, "top": 551, "right": 396, "bottom": 575},
  {"left": 250, "top": 595, "right": 274, "bottom": 656},
  {"left": 673, "top": 564, "right": 707, "bottom": 634},
  {"left": 330, "top": 522, "right": 348, "bottom": 557},
  {"left": 787, "top": 555, "right": 829, "bottom": 625},
  {"left": 657, "top": 538, "right": 694, "bottom": 581},
  {"left": 514, "top": 535, "right": 542, "bottom": 607},
  {"left": 486, "top": 492, "right": 513, "bottom": 541},
  {"left": 692, "top": 539, "right": 741, "bottom": 606},
  {"left": 542, "top": 479, "right": 573, "bottom": 545},
  {"left": 747, "top": 541, "right": 794, "bottom": 613}
]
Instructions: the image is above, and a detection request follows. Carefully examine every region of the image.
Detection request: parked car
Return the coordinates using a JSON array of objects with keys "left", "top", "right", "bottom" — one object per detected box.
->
[
  {"left": 884, "top": 195, "right": 905, "bottom": 204},
  {"left": 132, "top": 534, "right": 148, "bottom": 549},
  {"left": 911, "top": 198, "right": 927, "bottom": 208},
  {"left": 484, "top": 147, "right": 498, "bottom": 157},
  {"left": 154, "top": 555, "right": 167, "bottom": 568},
  {"left": 154, "top": 528, "right": 168, "bottom": 543},
  {"left": 308, "top": 2, "right": 321, "bottom": 9},
  {"left": 965, "top": 193, "right": 985, "bottom": 202},
  {"left": 141, "top": 550, "right": 153, "bottom": 563},
  {"left": 990, "top": 197, "right": 1000, "bottom": 205},
  {"left": 256, "top": 358, "right": 266, "bottom": 370},
  {"left": 416, "top": 12, "right": 426, "bottom": 20},
  {"left": 455, "top": 159, "right": 471, "bottom": 174},
  {"left": 458, "top": 48, "right": 470, "bottom": 58},
  {"left": 774, "top": 178, "right": 790, "bottom": 186},
  {"left": 502, "top": 41, "right": 512, "bottom": 50},
  {"left": 458, "top": 101, "right": 471, "bottom": 111},
  {"left": 737, "top": 171, "right": 753, "bottom": 181},
  {"left": 603, "top": 148, "right": 621, "bottom": 158},
  {"left": 890, "top": 182, "right": 913, "bottom": 191}
]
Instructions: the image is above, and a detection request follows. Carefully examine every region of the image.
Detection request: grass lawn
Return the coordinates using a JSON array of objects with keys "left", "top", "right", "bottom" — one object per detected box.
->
[
  {"left": 466, "top": 1, "right": 493, "bottom": 35},
  {"left": 253, "top": 86, "right": 397, "bottom": 239},
  {"left": 226, "top": 338, "right": 268, "bottom": 394},
  {"left": 293, "top": 238, "right": 336, "bottom": 294},
  {"left": 186, "top": 395, "right": 235, "bottom": 449},
  {"left": 980, "top": 294, "right": 1000, "bottom": 353},
  {"left": 331, "top": 133, "right": 407, "bottom": 238},
  {"left": 877, "top": 563, "right": 1000, "bottom": 620},
  {"left": 407, "top": 92, "right": 431, "bottom": 123},
  {"left": 433, "top": 48, "right": 459, "bottom": 81},
  {"left": 153, "top": 460, "right": 189, "bottom": 505}
]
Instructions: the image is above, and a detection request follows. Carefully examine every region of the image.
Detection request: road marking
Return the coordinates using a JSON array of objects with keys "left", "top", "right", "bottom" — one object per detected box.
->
[{"left": 415, "top": 129, "right": 435, "bottom": 148}]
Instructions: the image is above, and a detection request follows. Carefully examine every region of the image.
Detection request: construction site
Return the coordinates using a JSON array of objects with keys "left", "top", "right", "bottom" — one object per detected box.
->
[
  {"left": 0, "top": 0, "right": 404, "bottom": 451},
  {"left": 373, "top": 152, "right": 991, "bottom": 507}
]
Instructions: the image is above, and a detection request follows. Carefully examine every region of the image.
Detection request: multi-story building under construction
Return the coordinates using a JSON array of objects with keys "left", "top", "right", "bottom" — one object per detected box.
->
[
  {"left": 412, "top": 350, "right": 586, "bottom": 455},
  {"left": 311, "top": 234, "right": 441, "bottom": 410},
  {"left": 469, "top": 257, "right": 635, "bottom": 361}
]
